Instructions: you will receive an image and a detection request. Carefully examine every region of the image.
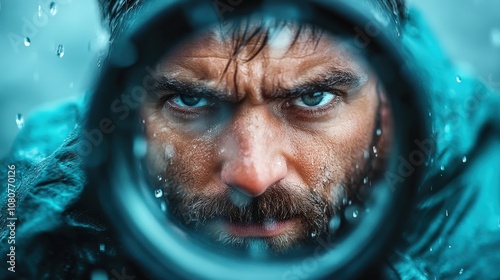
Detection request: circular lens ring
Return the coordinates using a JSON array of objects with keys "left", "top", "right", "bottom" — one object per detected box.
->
[{"left": 86, "top": 0, "right": 428, "bottom": 279}]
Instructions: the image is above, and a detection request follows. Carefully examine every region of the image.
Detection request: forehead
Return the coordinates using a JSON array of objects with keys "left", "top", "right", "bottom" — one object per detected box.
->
[{"left": 157, "top": 21, "right": 369, "bottom": 92}]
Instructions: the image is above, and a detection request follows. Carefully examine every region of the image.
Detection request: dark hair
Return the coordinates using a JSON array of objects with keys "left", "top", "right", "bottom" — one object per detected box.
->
[{"left": 97, "top": 0, "right": 407, "bottom": 41}]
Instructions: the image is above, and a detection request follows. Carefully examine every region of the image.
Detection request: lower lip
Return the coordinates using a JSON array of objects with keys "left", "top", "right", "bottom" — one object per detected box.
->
[{"left": 226, "top": 219, "right": 295, "bottom": 237}]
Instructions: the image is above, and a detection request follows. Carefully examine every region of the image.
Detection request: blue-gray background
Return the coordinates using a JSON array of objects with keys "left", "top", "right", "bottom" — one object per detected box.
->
[{"left": 1, "top": 0, "right": 499, "bottom": 158}]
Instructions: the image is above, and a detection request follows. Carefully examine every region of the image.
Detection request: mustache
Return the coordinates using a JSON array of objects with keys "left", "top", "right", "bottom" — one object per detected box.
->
[{"left": 167, "top": 183, "right": 334, "bottom": 230}]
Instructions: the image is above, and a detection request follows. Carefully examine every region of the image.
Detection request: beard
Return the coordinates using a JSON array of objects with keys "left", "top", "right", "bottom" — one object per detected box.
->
[{"left": 164, "top": 182, "right": 336, "bottom": 254}]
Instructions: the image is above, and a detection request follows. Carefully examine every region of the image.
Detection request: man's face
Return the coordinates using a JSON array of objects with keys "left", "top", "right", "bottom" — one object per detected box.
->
[{"left": 142, "top": 22, "right": 391, "bottom": 253}]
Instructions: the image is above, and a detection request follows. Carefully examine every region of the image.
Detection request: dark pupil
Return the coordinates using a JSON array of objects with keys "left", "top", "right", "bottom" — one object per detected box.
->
[
  {"left": 180, "top": 95, "right": 201, "bottom": 106},
  {"left": 301, "top": 92, "right": 325, "bottom": 106}
]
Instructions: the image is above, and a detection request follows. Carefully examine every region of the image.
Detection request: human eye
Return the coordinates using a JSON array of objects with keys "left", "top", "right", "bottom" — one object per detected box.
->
[
  {"left": 292, "top": 91, "right": 337, "bottom": 108},
  {"left": 168, "top": 95, "right": 210, "bottom": 108},
  {"left": 161, "top": 94, "right": 217, "bottom": 119}
]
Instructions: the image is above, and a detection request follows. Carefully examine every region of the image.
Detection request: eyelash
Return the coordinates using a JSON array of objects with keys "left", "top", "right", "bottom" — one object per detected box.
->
[
  {"left": 283, "top": 91, "right": 343, "bottom": 117},
  {"left": 158, "top": 94, "right": 216, "bottom": 118},
  {"left": 157, "top": 90, "right": 343, "bottom": 119}
]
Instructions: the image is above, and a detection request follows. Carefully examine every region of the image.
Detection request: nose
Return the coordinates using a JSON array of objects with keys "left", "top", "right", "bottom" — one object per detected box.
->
[{"left": 220, "top": 108, "right": 287, "bottom": 197}]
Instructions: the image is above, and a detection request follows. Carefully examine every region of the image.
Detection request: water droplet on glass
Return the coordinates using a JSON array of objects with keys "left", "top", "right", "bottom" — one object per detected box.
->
[
  {"left": 459, "top": 268, "right": 464, "bottom": 275},
  {"left": 329, "top": 215, "right": 341, "bottom": 232},
  {"left": 56, "top": 44, "right": 64, "bottom": 58},
  {"left": 49, "top": 2, "right": 57, "bottom": 16},
  {"left": 16, "top": 114, "right": 24, "bottom": 129},
  {"left": 456, "top": 76, "right": 462, "bottom": 83},
  {"left": 24, "top": 37, "right": 31, "bottom": 47},
  {"left": 462, "top": 156, "right": 467, "bottom": 163},
  {"left": 352, "top": 210, "right": 359, "bottom": 218},
  {"left": 154, "top": 188, "right": 163, "bottom": 198},
  {"left": 444, "top": 124, "right": 451, "bottom": 133},
  {"left": 490, "top": 28, "right": 500, "bottom": 47},
  {"left": 376, "top": 128, "right": 382, "bottom": 136},
  {"left": 99, "top": 243, "right": 105, "bottom": 252},
  {"left": 133, "top": 137, "right": 147, "bottom": 158}
]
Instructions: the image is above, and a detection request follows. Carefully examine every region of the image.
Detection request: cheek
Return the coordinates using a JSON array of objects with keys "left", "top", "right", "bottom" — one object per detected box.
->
[
  {"left": 144, "top": 110, "right": 220, "bottom": 191},
  {"left": 288, "top": 93, "right": 377, "bottom": 189}
]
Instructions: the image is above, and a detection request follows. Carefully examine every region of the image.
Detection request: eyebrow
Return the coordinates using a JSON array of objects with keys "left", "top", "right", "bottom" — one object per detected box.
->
[
  {"left": 148, "top": 76, "right": 233, "bottom": 101},
  {"left": 273, "top": 70, "right": 366, "bottom": 99},
  {"left": 148, "top": 70, "right": 365, "bottom": 101}
]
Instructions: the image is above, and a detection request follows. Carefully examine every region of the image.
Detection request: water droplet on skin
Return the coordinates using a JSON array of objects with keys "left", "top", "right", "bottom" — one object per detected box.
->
[
  {"left": 376, "top": 128, "right": 382, "bottom": 136},
  {"left": 342, "top": 198, "right": 348, "bottom": 206},
  {"left": 16, "top": 114, "right": 24, "bottom": 129},
  {"left": 56, "top": 44, "right": 64, "bottom": 58},
  {"left": 49, "top": 2, "right": 57, "bottom": 15},
  {"left": 154, "top": 188, "right": 163, "bottom": 198},
  {"left": 24, "top": 37, "right": 31, "bottom": 47},
  {"left": 352, "top": 210, "right": 359, "bottom": 218},
  {"left": 363, "top": 150, "right": 369, "bottom": 159},
  {"left": 448, "top": 245, "right": 452, "bottom": 249},
  {"left": 99, "top": 243, "right": 105, "bottom": 252},
  {"left": 355, "top": 164, "right": 359, "bottom": 169},
  {"left": 153, "top": 132, "right": 157, "bottom": 138},
  {"left": 372, "top": 146, "right": 378, "bottom": 156},
  {"left": 157, "top": 175, "right": 163, "bottom": 181},
  {"left": 456, "top": 76, "right": 462, "bottom": 83},
  {"left": 230, "top": 190, "right": 251, "bottom": 208},
  {"left": 445, "top": 210, "right": 449, "bottom": 217},
  {"left": 429, "top": 247, "right": 433, "bottom": 252},
  {"left": 459, "top": 268, "right": 464, "bottom": 275},
  {"left": 428, "top": 112, "right": 432, "bottom": 117},
  {"left": 310, "top": 231, "right": 317, "bottom": 238},
  {"left": 38, "top": 5, "right": 42, "bottom": 17},
  {"left": 440, "top": 165, "right": 445, "bottom": 171},
  {"left": 164, "top": 145, "right": 175, "bottom": 160},
  {"left": 160, "top": 201, "right": 167, "bottom": 212},
  {"left": 363, "top": 177, "right": 369, "bottom": 184},
  {"left": 462, "top": 156, "right": 467, "bottom": 163}
]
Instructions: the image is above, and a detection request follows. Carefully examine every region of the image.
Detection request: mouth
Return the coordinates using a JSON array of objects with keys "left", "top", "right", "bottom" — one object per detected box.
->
[{"left": 225, "top": 218, "right": 297, "bottom": 238}]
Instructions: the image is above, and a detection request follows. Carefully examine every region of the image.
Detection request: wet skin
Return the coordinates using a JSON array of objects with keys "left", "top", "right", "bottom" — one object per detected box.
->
[{"left": 142, "top": 23, "right": 392, "bottom": 252}]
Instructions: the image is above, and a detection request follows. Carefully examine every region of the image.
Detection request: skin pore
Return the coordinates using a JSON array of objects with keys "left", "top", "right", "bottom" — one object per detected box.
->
[{"left": 142, "top": 21, "right": 392, "bottom": 254}]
